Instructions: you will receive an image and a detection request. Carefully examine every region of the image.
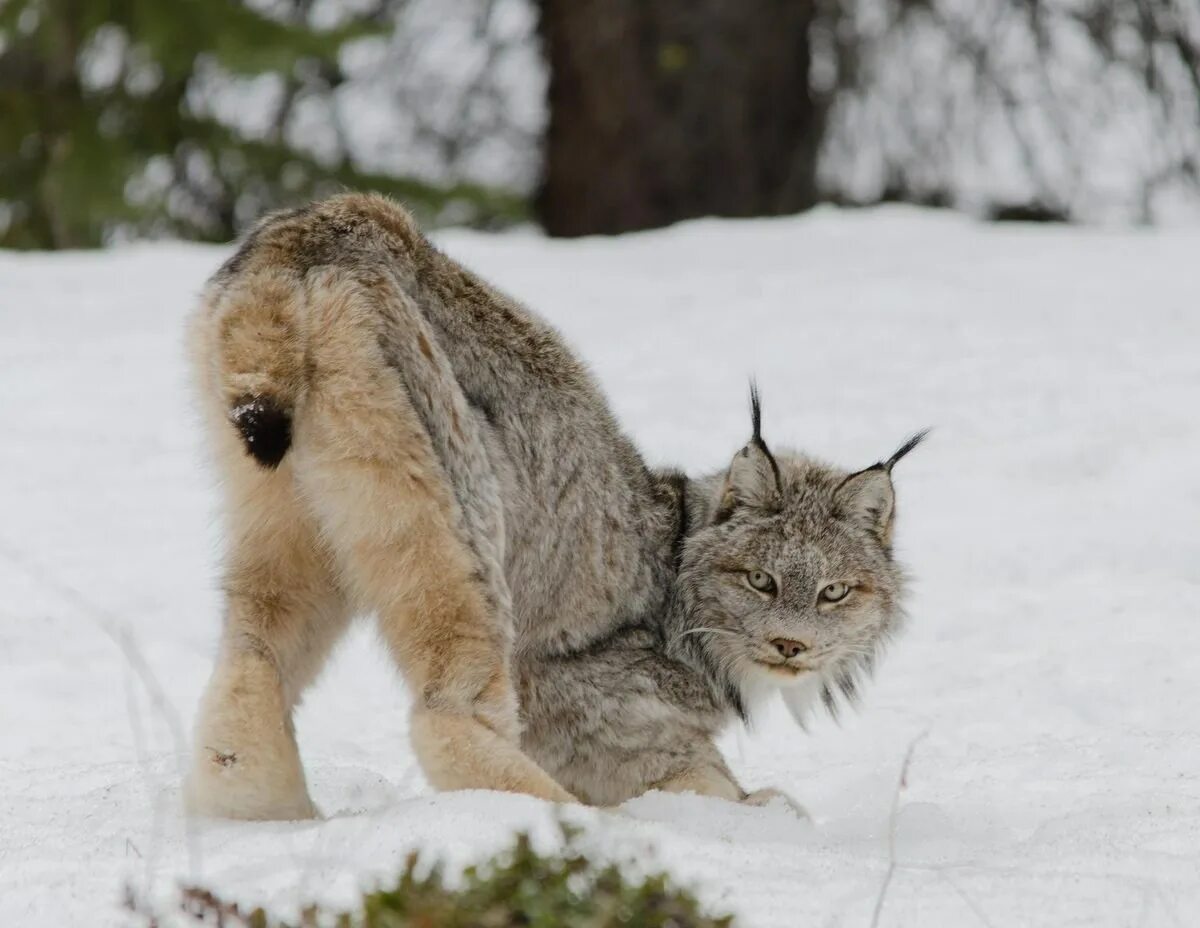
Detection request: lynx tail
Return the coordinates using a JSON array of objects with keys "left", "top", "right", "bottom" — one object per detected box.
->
[
  {"left": 204, "top": 268, "right": 307, "bottom": 469},
  {"left": 229, "top": 396, "right": 292, "bottom": 468}
]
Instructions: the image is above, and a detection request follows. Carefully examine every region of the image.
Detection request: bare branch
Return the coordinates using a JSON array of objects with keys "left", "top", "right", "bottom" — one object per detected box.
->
[{"left": 869, "top": 729, "right": 928, "bottom": 928}]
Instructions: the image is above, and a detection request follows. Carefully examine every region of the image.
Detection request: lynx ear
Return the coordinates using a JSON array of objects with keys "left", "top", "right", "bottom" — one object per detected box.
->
[
  {"left": 717, "top": 384, "right": 782, "bottom": 517},
  {"left": 837, "top": 430, "right": 928, "bottom": 541},
  {"left": 836, "top": 467, "right": 895, "bottom": 538}
]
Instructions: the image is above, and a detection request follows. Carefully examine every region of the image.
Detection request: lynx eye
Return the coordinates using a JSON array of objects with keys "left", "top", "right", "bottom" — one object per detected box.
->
[
  {"left": 745, "top": 570, "right": 777, "bottom": 595},
  {"left": 820, "top": 582, "right": 850, "bottom": 603}
]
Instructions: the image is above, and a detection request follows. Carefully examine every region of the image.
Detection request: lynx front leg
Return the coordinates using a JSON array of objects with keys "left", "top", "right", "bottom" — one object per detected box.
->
[
  {"left": 185, "top": 461, "right": 351, "bottom": 821},
  {"left": 653, "top": 763, "right": 745, "bottom": 803},
  {"left": 742, "top": 787, "right": 809, "bottom": 818},
  {"left": 654, "top": 757, "right": 807, "bottom": 817}
]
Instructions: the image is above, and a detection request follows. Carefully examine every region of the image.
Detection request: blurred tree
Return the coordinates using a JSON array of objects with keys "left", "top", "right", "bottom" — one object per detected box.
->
[
  {"left": 357, "top": 0, "right": 546, "bottom": 197},
  {"left": 4, "top": 0, "right": 1198, "bottom": 246},
  {"left": 536, "top": 0, "right": 823, "bottom": 236},
  {"left": 535, "top": 0, "right": 1200, "bottom": 233},
  {"left": 819, "top": 0, "right": 1200, "bottom": 224},
  {"left": 0, "top": 0, "right": 523, "bottom": 248}
]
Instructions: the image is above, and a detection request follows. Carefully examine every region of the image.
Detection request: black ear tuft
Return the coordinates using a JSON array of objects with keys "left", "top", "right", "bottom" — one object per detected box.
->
[
  {"left": 750, "top": 380, "right": 764, "bottom": 445},
  {"left": 747, "top": 380, "right": 781, "bottom": 488},
  {"left": 715, "top": 382, "right": 784, "bottom": 520},
  {"left": 886, "top": 428, "right": 930, "bottom": 472}
]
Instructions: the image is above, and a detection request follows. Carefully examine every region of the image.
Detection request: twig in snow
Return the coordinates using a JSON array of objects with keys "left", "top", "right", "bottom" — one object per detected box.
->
[
  {"left": 0, "top": 538, "right": 201, "bottom": 882},
  {"left": 939, "top": 870, "right": 997, "bottom": 928},
  {"left": 868, "top": 729, "right": 928, "bottom": 928}
]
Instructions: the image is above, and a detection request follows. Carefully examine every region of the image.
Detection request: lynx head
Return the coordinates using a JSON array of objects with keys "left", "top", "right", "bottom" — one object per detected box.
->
[{"left": 674, "top": 387, "right": 925, "bottom": 720}]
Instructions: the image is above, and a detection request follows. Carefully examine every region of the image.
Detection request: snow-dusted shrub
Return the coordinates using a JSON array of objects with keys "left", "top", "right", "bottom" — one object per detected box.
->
[{"left": 127, "top": 829, "right": 733, "bottom": 928}]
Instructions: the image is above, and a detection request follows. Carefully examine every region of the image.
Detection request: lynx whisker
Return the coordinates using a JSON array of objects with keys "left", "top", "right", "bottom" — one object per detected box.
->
[{"left": 674, "top": 627, "right": 742, "bottom": 643}]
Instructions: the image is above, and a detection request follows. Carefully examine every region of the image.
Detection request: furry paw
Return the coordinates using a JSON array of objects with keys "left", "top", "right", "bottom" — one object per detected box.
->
[
  {"left": 742, "top": 787, "right": 809, "bottom": 820},
  {"left": 183, "top": 749, "right": 320, "bottom": 821}
]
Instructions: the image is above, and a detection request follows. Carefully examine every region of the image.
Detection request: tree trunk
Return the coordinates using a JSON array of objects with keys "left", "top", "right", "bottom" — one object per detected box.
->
[{"left": 537, "top": 0, "right": 822, "bottom": 237}]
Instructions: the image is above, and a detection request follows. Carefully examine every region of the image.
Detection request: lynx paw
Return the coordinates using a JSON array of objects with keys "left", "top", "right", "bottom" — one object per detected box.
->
[
  {"left": 742, "top": 787, "right": 809, "bottom": 820},
  {"left": 183, "top": 747, "right": 319, "bottom": 821}
]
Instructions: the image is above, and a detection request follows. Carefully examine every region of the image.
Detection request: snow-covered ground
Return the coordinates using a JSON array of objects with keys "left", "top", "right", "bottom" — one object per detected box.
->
[{"left": 1, "top": 207, "right": 1198, "bottom": 927}]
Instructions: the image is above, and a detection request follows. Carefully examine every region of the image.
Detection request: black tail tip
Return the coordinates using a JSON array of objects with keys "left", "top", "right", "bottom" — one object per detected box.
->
[{"left": 229, "top": 396, "right": 292, "bottom": 468}]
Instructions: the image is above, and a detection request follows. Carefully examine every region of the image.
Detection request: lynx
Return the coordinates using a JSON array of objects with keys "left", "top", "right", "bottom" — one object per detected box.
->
[{"left": 184, "top": 193, "right": 922, "bottom": 818}]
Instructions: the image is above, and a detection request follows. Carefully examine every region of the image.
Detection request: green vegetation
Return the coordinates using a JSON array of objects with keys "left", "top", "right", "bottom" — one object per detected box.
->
[
  {"left": 128, "top": 828, "right": 734, "bottom": 928},
  {"left": 0, "top": 0, "right": 524, "bottom": 249}
]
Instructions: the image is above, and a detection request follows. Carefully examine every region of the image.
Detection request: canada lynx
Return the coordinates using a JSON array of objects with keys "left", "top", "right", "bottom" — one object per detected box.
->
[{"left": 185, "top": 193, "right": 921, "bottom": 818}]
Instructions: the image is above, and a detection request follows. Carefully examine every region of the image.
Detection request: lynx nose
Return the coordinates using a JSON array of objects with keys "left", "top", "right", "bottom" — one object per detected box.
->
[{"left": 771, "top": 638, "right": 809, "bottom": 659}]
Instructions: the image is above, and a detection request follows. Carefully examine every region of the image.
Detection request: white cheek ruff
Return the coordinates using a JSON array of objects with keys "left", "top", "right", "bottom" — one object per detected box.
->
[
  {"left": 777, "top": 636, "right": 890, "bottom": 728},
  {"left": 738, "top": 670, "right": 784, "bottom": 712},
  {"left": 778, "top": 673, "right": 828, "bottom": 729}
]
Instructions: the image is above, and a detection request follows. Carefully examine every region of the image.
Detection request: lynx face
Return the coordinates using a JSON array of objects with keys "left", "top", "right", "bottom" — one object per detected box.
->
[{"left": 676, "top": 395, "right": 923, "bottom": 711}]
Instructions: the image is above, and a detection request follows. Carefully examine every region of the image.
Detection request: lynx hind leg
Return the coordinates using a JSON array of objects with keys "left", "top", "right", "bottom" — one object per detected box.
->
[
  {"left": 291, "top": 270, "right": 574, "bottom": 803},
  {"left": 185, "top": 449, "right": 351, "bottom": 821}
]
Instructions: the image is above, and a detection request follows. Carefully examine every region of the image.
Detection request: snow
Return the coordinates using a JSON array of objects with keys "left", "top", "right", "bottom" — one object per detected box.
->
[{"left": 1, "top": 207, "right": 1198, "bottom": 927}]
